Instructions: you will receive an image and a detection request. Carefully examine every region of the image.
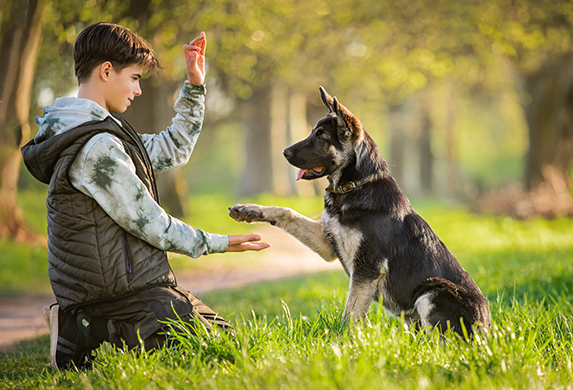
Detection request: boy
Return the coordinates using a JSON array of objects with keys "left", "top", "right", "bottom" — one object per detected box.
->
[{"left": 21, "top": 22, "right": 269, "bottom": 370}]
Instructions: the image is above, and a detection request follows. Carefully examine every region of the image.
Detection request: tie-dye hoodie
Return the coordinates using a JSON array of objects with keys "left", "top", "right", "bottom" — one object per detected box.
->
[{"left": 34, "top": 82, "right": 229, "bottom": 257}]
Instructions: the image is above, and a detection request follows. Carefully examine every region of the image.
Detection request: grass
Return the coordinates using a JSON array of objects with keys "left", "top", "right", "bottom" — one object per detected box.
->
[{"left": 1, "top": 191, "right": 573, "bottom": 388}]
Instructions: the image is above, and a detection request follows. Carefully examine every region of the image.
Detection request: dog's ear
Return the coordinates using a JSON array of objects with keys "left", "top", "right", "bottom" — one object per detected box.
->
[
  {"left": 319, "top": 86, "right": 335, "bottom": 113},
  {"left": 320, "top": 87, "right": 346, "bottom": 126},
  {"left": 332, "top": 96, "right": 339, "bottom": 113},
  {"left": 319, "top": 86, "right": 362, "bottom": 140},
  {"left": 332, "top": 97, "right": 347, "bottom": 128}
]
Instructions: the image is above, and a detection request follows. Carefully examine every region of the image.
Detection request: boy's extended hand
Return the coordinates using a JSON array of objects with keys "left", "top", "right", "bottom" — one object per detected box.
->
[
  {"left": 184, "top": 32, "right": 206, "bottom": 85},
  {"left": 227, "top": 234, "right": 271, "bottom": 252}
]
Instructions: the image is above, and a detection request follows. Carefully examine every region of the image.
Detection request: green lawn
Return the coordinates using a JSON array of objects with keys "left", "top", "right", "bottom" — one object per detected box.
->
[{"left": 1, "top": 192, "right": 572, "bottom": 389}]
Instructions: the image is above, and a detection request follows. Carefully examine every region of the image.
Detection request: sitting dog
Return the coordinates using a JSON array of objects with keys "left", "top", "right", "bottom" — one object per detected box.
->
[{"left": 229, "top": 87, "right": 491, "bottom": 336}]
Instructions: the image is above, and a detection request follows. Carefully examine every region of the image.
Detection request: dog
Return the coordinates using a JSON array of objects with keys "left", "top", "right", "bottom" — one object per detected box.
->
[{"left": 229, "top": 87, "right": 491, "bottom": 336}]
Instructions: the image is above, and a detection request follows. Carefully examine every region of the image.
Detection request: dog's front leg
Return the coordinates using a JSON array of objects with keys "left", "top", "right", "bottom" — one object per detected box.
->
[
  {"left": 229, "top": 204, "right": 337, "bottom": 261},
  {"left": 343, "top": 276, "right": 379, "bottom": 322}
]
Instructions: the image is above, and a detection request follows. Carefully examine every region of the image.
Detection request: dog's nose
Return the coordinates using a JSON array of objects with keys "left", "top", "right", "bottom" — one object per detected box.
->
[{"left": 283, "top": 148, "right": 293, "bottom": 159}]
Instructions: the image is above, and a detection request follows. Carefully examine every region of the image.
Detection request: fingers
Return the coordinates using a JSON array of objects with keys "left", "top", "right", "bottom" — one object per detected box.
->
[
  {"left": 230, "top": 241, "right": 271, "bottom": 252},
  {"left": 187, "top": 31, "right": 205, "bottom": 47},
  {"left": 199, "top": 32, "right": 206, "bottom": 55},
  {"left": 227, "top": 234, "right": 271, "bottom": 252},
  {"left": 228, "top": 234, "right": 262, "bottom": 245},
  {"left": 184, "top": 32, "right": 207, "bottom": 56},
  {"left": 183, "top": 44, "right": 202, "bottom": 66},
  {"left": 184, "top": 44, "right": 202, "bottom": 53},
  {"left": 183, "top": 46, "right": 198, "bottom": 70},
  {"left": 184, "top": 33, "right": 206, "bottom": 85}
]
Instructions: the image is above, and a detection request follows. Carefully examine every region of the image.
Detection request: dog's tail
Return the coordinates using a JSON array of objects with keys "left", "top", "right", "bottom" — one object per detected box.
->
[{"left": 411, "top": 277, "right": 490, "bottom": 337}]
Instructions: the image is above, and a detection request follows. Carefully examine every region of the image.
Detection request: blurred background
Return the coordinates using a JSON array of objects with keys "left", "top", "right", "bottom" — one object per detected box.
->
[{"left": 1, "top": 0, "right": 573, "bottom": 244}]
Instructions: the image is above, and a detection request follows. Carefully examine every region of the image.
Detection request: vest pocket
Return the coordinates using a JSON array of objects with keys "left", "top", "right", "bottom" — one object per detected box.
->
[{"left": 123, "top": 231, "right": 133, "bottom": 282}]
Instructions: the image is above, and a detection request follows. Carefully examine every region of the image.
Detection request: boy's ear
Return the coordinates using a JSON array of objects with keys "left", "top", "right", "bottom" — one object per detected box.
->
[{"left": 99, "top": 61, "right": 113, "bottom": 81}]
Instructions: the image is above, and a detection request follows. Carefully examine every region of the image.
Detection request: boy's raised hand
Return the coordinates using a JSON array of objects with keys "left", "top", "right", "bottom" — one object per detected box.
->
[
  {"left": 227, "top": 234, "right": 271, "bottom": 252},
  {"left": 184, "top": 32, "right": 207, "bottom": 86}
]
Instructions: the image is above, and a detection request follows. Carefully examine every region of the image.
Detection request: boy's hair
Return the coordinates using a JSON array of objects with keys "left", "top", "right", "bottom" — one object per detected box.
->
[{"left": 73, "top": 22, "right": 158, "bottom": 84}]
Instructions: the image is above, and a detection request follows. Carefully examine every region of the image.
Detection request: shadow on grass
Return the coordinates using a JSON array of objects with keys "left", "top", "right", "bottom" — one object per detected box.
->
[{"left": 0, "top": 334, "right": 50, "bottom": 382}]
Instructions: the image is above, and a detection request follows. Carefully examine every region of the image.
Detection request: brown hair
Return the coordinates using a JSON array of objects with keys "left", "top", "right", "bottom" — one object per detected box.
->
[{"left": 73, "top": 22, "right": 158, "bottom": 84}]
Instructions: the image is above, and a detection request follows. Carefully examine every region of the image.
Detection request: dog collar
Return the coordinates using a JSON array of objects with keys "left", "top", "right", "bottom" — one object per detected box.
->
[{"left": 325, "top": 173, "right": 381, "bottom": 194}]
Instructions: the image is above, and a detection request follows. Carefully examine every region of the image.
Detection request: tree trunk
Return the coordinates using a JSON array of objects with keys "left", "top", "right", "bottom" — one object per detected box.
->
[
  {"left": 388, "top": 104, "right": 406, "bottom": 187},
  {"left": 288, "top": 90, "right": 317, "bottom": 196},
  {"left": 239, "top": 86, "right": 273, "bottom": 197},
  {"left": 444, "top": 91, "right": 462, "bottom": 199},
  {"left": 0, "top": 0, "right": 46, "bottom": 242},
  {"left": 269, "top": 81, "right": 291, "bottom": 195},
  {"left": 418, "top": 105, "right": 434, "bottom": 196},
  {"left": 476, "top": 58, "right": 573, "bottom": 219},
  {"left": 523, "top": 55, "right": 573, "bottom": 194}
]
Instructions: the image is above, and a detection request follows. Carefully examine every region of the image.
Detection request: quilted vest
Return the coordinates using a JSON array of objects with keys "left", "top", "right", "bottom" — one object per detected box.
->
[{"left": 21, "top": 114, "right": 176, "bottom": 309}]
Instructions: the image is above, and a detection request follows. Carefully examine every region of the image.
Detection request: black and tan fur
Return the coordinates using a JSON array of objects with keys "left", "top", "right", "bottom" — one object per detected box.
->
[{"left": 229, "top": 87, "right": 491, "bottom": 336}]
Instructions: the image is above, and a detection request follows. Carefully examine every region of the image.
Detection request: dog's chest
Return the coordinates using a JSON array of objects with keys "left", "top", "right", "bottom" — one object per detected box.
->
[{"left": 321, "top": 209, "right": 362, "bottom": 273}]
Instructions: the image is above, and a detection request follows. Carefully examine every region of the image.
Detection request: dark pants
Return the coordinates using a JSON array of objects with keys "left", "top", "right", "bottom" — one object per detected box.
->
[{"left": 73, "top": 286, "right": 234, "bottom": 351}]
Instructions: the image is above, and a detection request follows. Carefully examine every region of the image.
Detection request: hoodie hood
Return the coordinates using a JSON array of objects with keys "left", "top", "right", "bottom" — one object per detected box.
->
[
  {"left": 22, "top": 98, "right": 124, "bottom": 185},
  {"left": 34, "top": 97, "right": 120, "bottom": 143}
]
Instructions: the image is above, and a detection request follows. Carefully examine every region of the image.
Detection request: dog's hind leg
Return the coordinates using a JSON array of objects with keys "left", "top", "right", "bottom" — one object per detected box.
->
[
  {"left": 413, "top": 278, "right": 485, "bottom": 337},
  {"left": 413, "top": 292, "right": 436, "bottom": 332},
  {"left": 229, "top": 204, "right": 337, "bottom": 261}
]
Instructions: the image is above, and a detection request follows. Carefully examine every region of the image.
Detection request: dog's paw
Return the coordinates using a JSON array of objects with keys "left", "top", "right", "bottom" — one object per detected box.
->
[{"left": 228, "top": 204, "right": 275, "bottom": 225}]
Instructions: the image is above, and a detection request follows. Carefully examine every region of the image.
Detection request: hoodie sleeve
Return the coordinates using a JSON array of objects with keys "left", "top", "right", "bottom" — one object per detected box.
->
[
  {"left": 68, "top": 133, "right": 229, "bottom": 257},
  {"left": 138, "top": 82, "right": 205, "bottom": 172}
]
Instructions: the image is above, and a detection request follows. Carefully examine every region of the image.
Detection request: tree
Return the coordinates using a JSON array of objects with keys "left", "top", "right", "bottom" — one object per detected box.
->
[
  {"left": 0, "top": 0, "right": 47, "bottom": 241},
  {"left": 469, "top": 0, "right": 573, "bottom": 216}
]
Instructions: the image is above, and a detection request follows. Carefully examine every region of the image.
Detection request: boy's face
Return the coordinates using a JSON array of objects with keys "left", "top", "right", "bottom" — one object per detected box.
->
[{"left": 104, "top": 64, "right": 144, "bottom": 113}]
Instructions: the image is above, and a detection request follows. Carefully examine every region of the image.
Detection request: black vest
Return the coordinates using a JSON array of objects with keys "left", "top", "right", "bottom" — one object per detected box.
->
[{"left": 22, "top": 114, "right": 176, "bottom": 309}]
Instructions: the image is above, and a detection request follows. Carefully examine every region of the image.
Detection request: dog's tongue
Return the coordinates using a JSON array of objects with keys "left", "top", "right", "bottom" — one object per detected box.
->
[{"left": 296, "top": 169, "right": 308, "bottom": 181}]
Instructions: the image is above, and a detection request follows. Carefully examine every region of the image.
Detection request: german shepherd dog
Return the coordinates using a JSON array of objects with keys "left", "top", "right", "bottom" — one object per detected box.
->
[{"left": 229, "top": 87, "right": 491, "bottom": 336}]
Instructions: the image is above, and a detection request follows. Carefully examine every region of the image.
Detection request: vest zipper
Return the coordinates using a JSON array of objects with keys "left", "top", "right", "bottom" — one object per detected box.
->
[{"left": 123, "top": 231, "right": 133, "bottom": 281}]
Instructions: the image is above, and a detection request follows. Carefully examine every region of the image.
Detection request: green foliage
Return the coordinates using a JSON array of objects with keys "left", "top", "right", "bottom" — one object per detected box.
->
[
  {"left": 30, "top": 0, "right": 573, "bottom": 196},
  {"left": 39, "top": 0, "right": 573, "bottom": 101}
]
